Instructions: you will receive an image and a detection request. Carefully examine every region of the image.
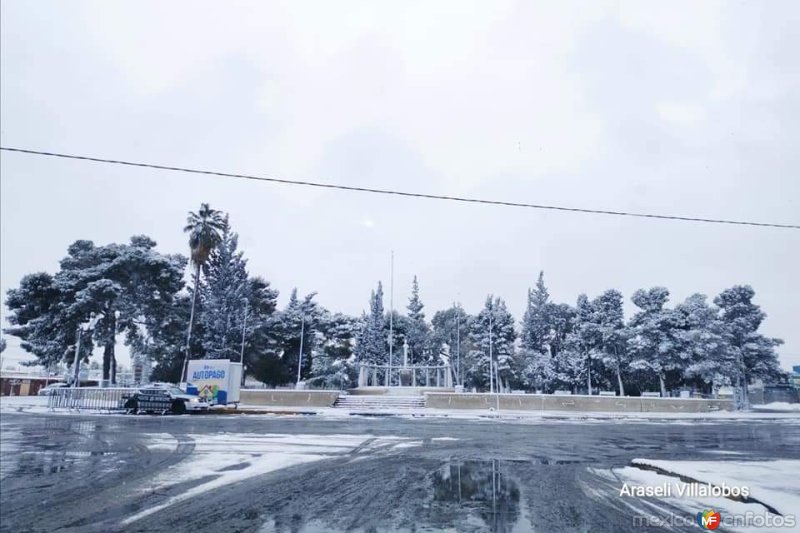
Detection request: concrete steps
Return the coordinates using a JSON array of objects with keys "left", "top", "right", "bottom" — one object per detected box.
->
[{"left": 334, "top": 395, "right": 425, "bottom": 409}]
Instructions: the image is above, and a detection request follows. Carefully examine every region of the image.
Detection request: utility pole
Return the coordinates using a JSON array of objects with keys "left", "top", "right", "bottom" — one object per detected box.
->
[
  {"left": 296, "top": 311, "right": 306, "bottom": 388},
  {"left": 489, "top": 312, "right": 494, "bottom": 394},
  {"left": 455, "top": 303, "right": 461, "bottom": 387}
]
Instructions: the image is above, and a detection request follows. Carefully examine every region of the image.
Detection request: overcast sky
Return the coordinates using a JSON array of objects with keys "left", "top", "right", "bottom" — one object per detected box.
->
[{"left": 1, "top": 1, "right": 798, "bottom": 372}]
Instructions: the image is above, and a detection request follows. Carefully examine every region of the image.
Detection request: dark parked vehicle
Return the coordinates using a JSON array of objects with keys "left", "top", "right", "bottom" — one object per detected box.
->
[{"left": 124, "top": 386, "right": 208, "bottom": 414}]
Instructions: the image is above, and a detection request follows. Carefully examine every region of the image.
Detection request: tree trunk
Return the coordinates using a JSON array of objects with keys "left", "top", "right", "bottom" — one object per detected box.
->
[
  {"left": 103, "top": 343, "right": 112, "bottom": 382},
  {"left": 741, "top": 367, "right": 749, "bottom": 407},
  {"left": 613, "top": 346, "right": 624, "bottom": 396},
  {"left": 659, "top": 373, "right": 667, "bottom": 397},
  {"left": 586, "top": 353, "right": 592, "bottom": 395},
  {"left": 616, "top": 366, "right": 625, "bottom": 396},
  {"left": 181, "top": 263, "right": 201, "bottom": 382},
  {"left": 110, "top": 312, "right": 117, "bottom": 384}
]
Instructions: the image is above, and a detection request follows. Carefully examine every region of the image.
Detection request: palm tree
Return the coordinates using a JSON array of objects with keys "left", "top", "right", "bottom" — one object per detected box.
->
[{"left": 181, "top": 203, "right": 226, "bottom": 381}]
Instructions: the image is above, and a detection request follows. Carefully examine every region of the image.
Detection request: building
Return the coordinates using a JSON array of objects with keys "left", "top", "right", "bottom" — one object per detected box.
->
[
  {"left": 0, "top": 370, "right": 63, "bottom": 396},
  {"left": 792, "top": 365, "right": 800, "bottom": 389}
]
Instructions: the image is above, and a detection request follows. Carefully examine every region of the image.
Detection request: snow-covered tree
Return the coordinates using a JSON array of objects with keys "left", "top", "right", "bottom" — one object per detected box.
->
[
  {"left": 564, "top": 294, "right": 599, "bottom": 394},
  {"left": 520, "top": 271, "right": 551, "bottom": 354},
  {"left": 675, "top": 294, "right": 735, "bottom": 392},
  {"left": 551, "top": 336, "right": 585, "bottom": 392},
  {"left": 546, "top": 302, "right": 576, "bottom": 359},
  {"left": 5, "top": 236, "right": 186, "bottom": 383},
  {"left": 591, "top": 290, "right": 630, "bottom": 395},
  {"left": 466, "top": 296, "right": 517, "bottom": 391},
  {"left": 199, "top": 218, "right": 250, "bottom": 360},
  {"left": 431, "top": 304, "right": 473, "bottom": 383},
  {"left": 628, "top": 287, "right": 683, "bottom": 396},
  {"left": 714, "top": 285, "right": 784, "bottom": 396},
  {"left": 520, "top": 348, "right": 555, "bottom": 392},
  {"left": 309, "top": 312, "right": 358, "bottom": 389},
  {"left": 384, "top": 310, "right": 412, "bottom": 364},
  {"left": 354, "top": 282, "right": 388, "bottom": 364},
  {"left": 405, "top": 276, "right": 431, "bottom": 363},
  {"left": 520, "top": 272, "right": 573, "bottom": 392}
]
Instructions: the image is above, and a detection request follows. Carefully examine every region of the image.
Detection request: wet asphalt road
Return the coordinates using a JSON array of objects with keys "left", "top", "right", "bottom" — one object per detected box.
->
[{"left": 1, "top": 412, "right": 799, "bottom": 533}]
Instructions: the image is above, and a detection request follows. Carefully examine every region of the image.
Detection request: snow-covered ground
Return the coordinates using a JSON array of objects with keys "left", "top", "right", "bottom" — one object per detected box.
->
[
  {"left": 124, "top": 432, "right": 414, "bottom": 525},
  {"left": 0, "top": 395, "right": 49, "bottom": 410},
  {"left": 752, "top": 402, "right": 800, "bottom": 412},
  {"left": 589, "top": 459, "right": 800, "bottom": 532},
  {"left": 3, "top": 395, "right": 800, "bottom": 423},
  {"left": 631, "top": 458, "right": 800, "bottom": 517}
]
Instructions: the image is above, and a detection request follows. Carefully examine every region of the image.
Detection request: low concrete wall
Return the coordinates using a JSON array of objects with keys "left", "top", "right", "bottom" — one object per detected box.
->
[
  {"left": 425, "top": 392, "right": 734, "bottom": 413},
  {"left": 240, "top": 389, "right": 339, "bottom": 407},
  {"left": 348, "top": 387, "right": 455, "bottom": 396}
]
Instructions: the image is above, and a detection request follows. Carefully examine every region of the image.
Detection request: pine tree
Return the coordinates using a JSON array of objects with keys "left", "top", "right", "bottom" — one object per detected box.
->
[
  {"left": 199, "top": 218, "right": 250, "bottom": 360},
  {"left": 385, "top": 310, "right": 412, "bottom": 364},
  {"left": 520, "top": 272, "right": 560, "bottom": 391},
  {"left": 405, "top": 276, "right": 431, "bottom": 363},
  {"left": 466, "top": 296, "right": 517, "bottom": 391},
  {"left": 431, "top": 304, "right": 473, "bottom": 384},
  {"left": 520, "top": 271, "right": 551, "bottom": 353},
  {"left": 675, "top": 294, "right": 735, "bottom": 393},
  {"left": 572, "top": 294, "right": 599, "bottom": 394},
  {"left": 591, "top": 290, "right": 630, "bottom": 395},
  {"left": 546, "top": 303, "right": 576, "bottom": 359},
  {"left": 714, "top": 285, "right": 784, "bottom": 402},
  {"left": 5, "top": 237, "right": 186, "bottom": 383},
  {"left": 310, "top": 312, "right": 358, "bottom": 389},
  {"left": 628, "top": 287, "right": 683, "bottom": 396},
  {"left": 354, "top": 282, "right": 388, "bottom": 364}
]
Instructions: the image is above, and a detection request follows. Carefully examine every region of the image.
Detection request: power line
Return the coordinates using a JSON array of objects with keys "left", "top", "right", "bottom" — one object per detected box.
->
[{"left": 1, "top": 146, "right": 798, "bottom": 230}]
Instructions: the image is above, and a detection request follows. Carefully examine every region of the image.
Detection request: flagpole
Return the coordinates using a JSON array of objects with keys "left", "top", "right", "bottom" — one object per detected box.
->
[{"left": 388, "top": 250, "right": 394, "bottom": 386}]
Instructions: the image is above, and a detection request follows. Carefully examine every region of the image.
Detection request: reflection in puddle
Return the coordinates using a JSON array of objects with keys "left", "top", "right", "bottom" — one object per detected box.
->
[
  {"left": 1, "top": 418, "right": 116, "bottom": 477},
  {"left": 432, "top": 460, "right": 526, "bottom": 533},
  {"left": 260, "top": 459, "right": 535, "bottom": 533},
  {"left": 15, "top": 450, "right": 117, "bottom": 475}
]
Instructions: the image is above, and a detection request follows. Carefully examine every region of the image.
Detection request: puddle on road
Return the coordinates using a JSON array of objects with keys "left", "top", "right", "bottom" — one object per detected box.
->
[
  {"left": 13, "top": 450, "right": 118, "bottom": 475},
  {"left": 430, "top": 460, "right": 532, "bottom": 532},
  {"left": 260, "top": 459, "right": 539, "bottom": 533},
  {"left": 1, "top": 419, "right": 118, "bottom": 477}
]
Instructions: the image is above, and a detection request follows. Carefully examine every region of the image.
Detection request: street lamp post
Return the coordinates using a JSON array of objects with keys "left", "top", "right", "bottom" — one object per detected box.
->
[{"left": 239, "top": 299, "right": 249, "bottom": 387}]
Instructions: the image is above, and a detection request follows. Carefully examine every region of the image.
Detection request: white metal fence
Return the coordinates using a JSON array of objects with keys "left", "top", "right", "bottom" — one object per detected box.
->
[{"left": 47, "top": 387, "right": 138, "bottom": 411}]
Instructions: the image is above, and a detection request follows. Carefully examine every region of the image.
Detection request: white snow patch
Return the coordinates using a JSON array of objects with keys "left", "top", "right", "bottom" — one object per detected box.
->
[
  {"left": 703, "top": 450, "right": 744, "bottom": 456},
  {"left": 123, "top": 452, "right": 324, "bottom": 525},
  {"left": 631, "top": 458, "right": 800, "bottom": 518},
  {"left": 752, "top": 402, "right": 800, "bottom": 412},
  {"left": 608, "top": 466, "right": 789, "bottom": 532},
  {"left": 145, "top": 434, "right": 179, "bottom": 451},
  {"left": 431, "top": 437, "right": 459, "bottom": 441},
  {"left": 393, "top": 440, "right": 423, "bottom": 449},
  {"left": 122, "top": 433, "right": 405, "bottom": 526}
]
